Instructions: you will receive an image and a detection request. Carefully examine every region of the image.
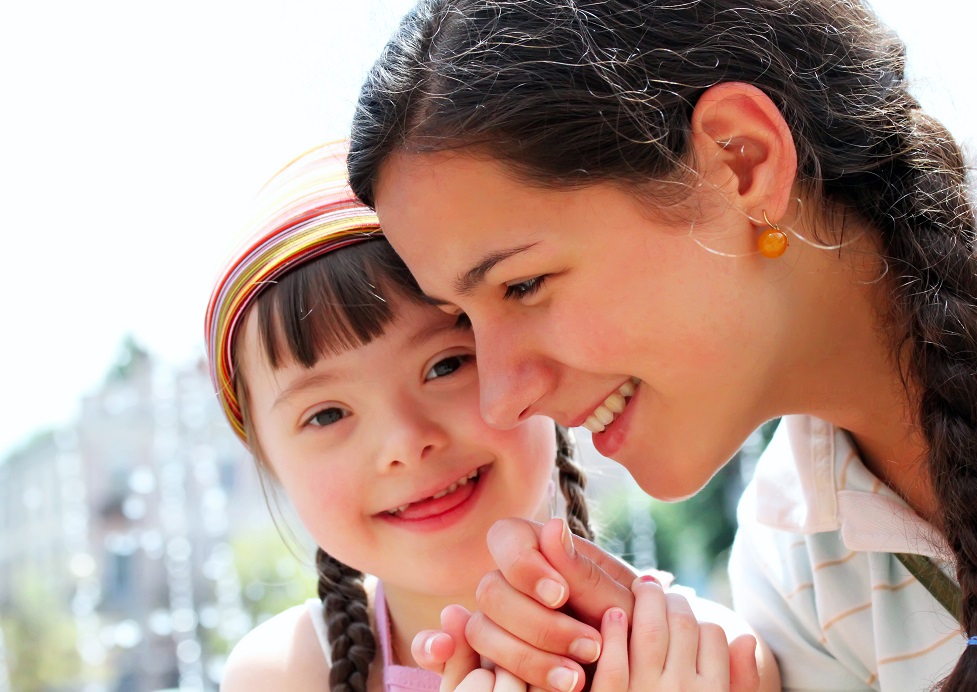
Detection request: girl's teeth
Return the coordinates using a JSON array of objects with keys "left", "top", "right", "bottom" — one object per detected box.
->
[
  {"left": 389, "top": 469, "right": 480, "bottom": 515},
  {"left": 581, "top": 379, "right": 639, "bottom": 434}
]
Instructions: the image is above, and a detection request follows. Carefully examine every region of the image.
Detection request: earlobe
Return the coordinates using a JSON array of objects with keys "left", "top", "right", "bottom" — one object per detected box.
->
[{"left": 690, "top": 82, "right": 798, "bottom": 224}]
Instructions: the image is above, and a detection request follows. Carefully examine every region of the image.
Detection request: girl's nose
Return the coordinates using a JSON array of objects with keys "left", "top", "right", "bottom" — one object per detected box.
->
[{"left": 377, "top": 400, "right": 450, "bottom": 471}]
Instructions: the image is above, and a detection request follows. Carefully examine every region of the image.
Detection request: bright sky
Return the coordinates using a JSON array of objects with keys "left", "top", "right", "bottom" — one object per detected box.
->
[{"left": 1, "top": 0, "right": 974, "bottom": 458}]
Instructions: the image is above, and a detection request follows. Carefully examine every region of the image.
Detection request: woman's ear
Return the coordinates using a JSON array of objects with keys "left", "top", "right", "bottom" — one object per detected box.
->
[{"left": 690, "top": 82, "right": 798, "bottom": 223}]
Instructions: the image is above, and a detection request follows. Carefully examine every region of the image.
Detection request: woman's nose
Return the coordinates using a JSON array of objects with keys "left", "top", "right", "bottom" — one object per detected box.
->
[{"left": 474, "top": 321, "right": 554, "bottom": 430}]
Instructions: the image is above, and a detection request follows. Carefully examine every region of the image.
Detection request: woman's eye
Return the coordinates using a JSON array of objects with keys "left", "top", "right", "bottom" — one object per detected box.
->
[
  {"left": 307, "top": 407, "right": 349, "bottom": 427},
  {"left": 425, "top": 355, "right": 471, "bottom": 381},
  {"left": 503, "top": 276, "right": 546, "bottom": 301}
]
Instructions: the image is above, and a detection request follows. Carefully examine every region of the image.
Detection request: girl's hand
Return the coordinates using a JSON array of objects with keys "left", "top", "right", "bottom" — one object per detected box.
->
[
  {"left": 411, "top": 605, "right": 482, "bottom": 692},
  {"left": 590, "top": 576, "right": 760, "bottom": 692},
  {"left": 456, "top": 667, "right": 529, "bottom": 692}
]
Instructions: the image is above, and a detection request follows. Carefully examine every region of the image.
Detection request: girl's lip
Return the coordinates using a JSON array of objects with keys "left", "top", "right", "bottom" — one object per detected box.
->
[
  {"left": 378, "top": 466, "right": 490, "bottom": 531},
  {"left": 380, "top": 464, "right": 487, "bottom": 515}
]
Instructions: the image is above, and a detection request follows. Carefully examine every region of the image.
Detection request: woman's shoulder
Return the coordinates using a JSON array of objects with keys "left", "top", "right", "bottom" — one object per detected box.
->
[{"left": 220, "top": 602, "right": 331, "bottom": 691}]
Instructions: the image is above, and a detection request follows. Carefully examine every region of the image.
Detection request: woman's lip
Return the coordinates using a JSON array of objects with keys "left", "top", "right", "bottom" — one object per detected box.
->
[
  {"left": 568, "top": 379, "right": 635, "bottom": 427},
  {"left": 591, "top": 380, "right": 640, "bottom": 458}
]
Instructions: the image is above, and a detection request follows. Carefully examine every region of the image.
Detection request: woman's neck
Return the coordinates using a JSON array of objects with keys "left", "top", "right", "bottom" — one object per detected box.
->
[{"left": 779, "top": 223, "right": 938, "bottom": 523}]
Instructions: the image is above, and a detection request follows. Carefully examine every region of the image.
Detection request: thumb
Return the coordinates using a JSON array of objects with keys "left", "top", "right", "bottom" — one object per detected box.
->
[
  {"left": 538, "top": 518, "right": 637, "bottom": 626},
  {"left": 729, "top": 634, "right": 761, "bottom": 692},
  {"left": 411, "top": 630, "right": 454, "bottom": 675},
  {"left": 439, "top": 605, "right": 482, "bottom": 692}
]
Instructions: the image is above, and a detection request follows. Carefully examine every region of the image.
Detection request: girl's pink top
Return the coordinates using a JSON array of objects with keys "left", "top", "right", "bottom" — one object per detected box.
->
[{"left": 306, "top": 581, "right": 441, "bottom": 692}]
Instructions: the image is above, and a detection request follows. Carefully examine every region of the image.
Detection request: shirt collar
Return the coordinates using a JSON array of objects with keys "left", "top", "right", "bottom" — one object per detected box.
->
[{"left": 753, "top": 415, "right": 946, "bottom": 560}]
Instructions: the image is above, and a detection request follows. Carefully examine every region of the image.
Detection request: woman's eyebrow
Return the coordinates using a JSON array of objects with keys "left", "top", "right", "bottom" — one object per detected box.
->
[{"left": 452, "top": 242, "right": 539, "bottom": 296}]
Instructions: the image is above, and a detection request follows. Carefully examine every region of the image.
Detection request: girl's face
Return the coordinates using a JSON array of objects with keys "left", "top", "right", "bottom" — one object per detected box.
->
[
  {"left": 237, "top": 296, "right": 555, "bottom": 598},
  {"left": 375, "top": 152, "right": 796, "bottom": 499}
]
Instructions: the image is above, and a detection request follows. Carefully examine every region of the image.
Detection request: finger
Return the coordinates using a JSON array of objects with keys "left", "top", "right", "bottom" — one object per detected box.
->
[
  {"left": 694, "top": 622, "right": 730, "bottom": 689},
  {"left": 728, "top": 634, "right": 760, "bottom": 692},
  {"left": 464, "top": 612, "right": 584, "bottom": 692},
  {"left": 662, "top": 592, "right": 700, "bottom": 676},
  {"left": 476, "top": 570, "right": 602, "bottom": 662},
  {"left": 627, "top": 574, "right": 668, "bottom": 681},
  {"left": 456, "top": 668, "right": 498, "bottom": 692},
  {"left": 492, "top": 667, "right": 529, "bottom": 692},
  {"left": 537, "top": 518, "right": 636, "bottom": 626},
  {"left": 440, "top": 605, "right": 482, "bottom": 692},
  {"left": 487, "top": 518, "right": 569, "bottom": 608},
  {"left": 589, "top": 608, "right": 629, "bottom": 692},
  {"left": 412, "top": 630, "right": 454, "bottom": 675}
]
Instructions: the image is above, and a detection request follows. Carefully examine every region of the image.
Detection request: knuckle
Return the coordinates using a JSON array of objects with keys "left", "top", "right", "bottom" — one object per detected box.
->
[
  {"left": 486, "top": 518, "right": 512, "bottom": 546},
  {"left": 465, "top": 611, "right": 493, "bottom": 648},
  {"left": 669, "top": 610, "right": 699, "bottom": 635},
  {"left": 526, "top": 616, "right": 562, "bottom": 651},
  {"left": 476, "top": 571, "right": 506, "bottom": 608}
]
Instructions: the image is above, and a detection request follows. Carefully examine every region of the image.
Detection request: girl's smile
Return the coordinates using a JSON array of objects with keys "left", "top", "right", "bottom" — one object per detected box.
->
[
  {"left": 378, "top": 464, "right": 488, "bottom": 531},
  {"left": 237, "top": 296, "right": 556, "bottom": 596}
]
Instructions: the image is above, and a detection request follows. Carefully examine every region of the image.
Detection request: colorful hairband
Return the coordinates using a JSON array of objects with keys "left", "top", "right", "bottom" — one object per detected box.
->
[{"left": 204, "top": 140, "right": 382, "bottom": 440}]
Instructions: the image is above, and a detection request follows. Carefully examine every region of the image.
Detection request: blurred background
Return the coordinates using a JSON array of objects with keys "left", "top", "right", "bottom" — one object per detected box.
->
[{"left": 1, "top": 0, "right": 973, "bottom": 689}]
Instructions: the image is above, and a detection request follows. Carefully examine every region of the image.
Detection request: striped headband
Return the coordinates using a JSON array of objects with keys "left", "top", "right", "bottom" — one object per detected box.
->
[{"left": 204, "top": 140, "right": 382, "bottom": 440}]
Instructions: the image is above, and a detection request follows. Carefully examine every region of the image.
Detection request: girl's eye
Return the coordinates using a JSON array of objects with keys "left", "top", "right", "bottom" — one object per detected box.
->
[
  {"left": 307, "top": 407, "right": 349, "bottom": 427},
  {"left": 503, "top": 275, "right": 546, "bottom": 301},
  {"left": 425, "top": 354, "right": 472, "bottom": 381}
]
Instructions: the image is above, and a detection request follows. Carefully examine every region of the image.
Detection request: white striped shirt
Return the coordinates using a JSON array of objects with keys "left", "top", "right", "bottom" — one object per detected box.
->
[{"left": 729, "top": 416, "right": 966, "bottom": 691}]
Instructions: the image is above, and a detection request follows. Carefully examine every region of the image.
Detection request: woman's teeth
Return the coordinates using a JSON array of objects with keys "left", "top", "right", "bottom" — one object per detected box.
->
[
  {"left": 387, "top": 468, "right": 480, "bottom": 515},
  {"left": 582, "top": 378, "right": 639, "bottom": 434}
]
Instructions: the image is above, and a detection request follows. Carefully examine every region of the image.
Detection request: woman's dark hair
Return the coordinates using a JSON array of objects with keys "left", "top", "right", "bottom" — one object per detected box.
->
[
  {"left": 234, "top": 239, "right": 595, "bottom": 692},
  {"left": 348, "top": 1, "right": 977, "bottom": 688}
]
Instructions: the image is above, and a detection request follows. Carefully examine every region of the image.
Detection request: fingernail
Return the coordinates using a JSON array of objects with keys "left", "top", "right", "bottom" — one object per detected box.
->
[
  {"left": 535, "top": 578, "right": 565, "bottom": 607},
  {"left": 568, "top": 636, "right": 600, "bottom": 663},
  {"left": 423, "top": 633, "right": 440, "bottom": 656},
  {"left": 607, "top": 607, "right": 625, "bottom": 622},
  {"left": 547, "top": 666, "right": 578, "bottom": 692},
  {"left": 561, "top": 520, "right": 574, "bottom": 557},
  {"left": 639, "top": 574, "right": 660, "bottom": 585}
]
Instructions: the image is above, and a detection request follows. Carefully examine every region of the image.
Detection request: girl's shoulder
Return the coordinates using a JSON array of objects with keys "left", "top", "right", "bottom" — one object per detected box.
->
[{"left": 220, "top": 602, "right": 332, "bottom": 691}]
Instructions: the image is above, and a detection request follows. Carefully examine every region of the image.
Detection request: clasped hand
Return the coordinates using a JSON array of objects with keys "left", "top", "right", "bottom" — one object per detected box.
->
[{"left": 411, "top": 518, "right": 763, "bottom": 692}]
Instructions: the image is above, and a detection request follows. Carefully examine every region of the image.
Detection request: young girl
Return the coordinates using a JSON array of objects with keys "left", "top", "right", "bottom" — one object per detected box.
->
[
  {"left": 347, "top": 1, "right": 977, "bottom": 690},
  {"left": 205, "top": 141, "right": 769, "bottom": 692}
]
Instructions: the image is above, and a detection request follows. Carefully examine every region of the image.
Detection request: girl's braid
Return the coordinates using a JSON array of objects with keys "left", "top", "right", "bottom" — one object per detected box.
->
[
  {"left": 315, "top": 547, "right": 377, "bottom": 692},
  {"left": 554, "top": 424, "right": 595, "bottom": 542}
]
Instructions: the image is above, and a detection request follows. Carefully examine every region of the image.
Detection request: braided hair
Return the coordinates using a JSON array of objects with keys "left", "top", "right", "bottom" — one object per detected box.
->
[{"left": 349, "top": 1, "right": 977, "bottom": 687}]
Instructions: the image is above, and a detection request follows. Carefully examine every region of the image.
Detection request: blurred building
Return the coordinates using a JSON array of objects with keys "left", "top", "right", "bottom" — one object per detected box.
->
[{"left": 0, "top": 340, "right": 274, "bottom": 692}]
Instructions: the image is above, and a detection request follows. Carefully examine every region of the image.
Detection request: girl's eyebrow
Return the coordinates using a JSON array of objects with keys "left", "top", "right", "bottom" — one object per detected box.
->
[
  {"left": 272, "top": 370, "right": 342, "bottom": 410},
  {"left": 452, "top": 242, "right": 539, "bottom": 296}
]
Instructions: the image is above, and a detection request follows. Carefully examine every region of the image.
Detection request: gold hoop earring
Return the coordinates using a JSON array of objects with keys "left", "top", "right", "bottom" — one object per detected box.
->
[{"left": 757, "top": 210, "right": 788, "bottom": 259}]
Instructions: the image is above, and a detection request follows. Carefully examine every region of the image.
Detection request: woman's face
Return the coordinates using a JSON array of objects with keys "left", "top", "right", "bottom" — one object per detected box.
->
[{"left": 375, "top": 151, "right": 794, "bottom": 499}]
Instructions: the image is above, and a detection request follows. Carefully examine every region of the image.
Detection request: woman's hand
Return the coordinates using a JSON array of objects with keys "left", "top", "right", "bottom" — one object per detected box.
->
[
  {"left": 412, "top": 517, "right": 771, "bottom": 692},
  {"left": 465, "top": 517, "right": 639, "bottom": 691}
]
